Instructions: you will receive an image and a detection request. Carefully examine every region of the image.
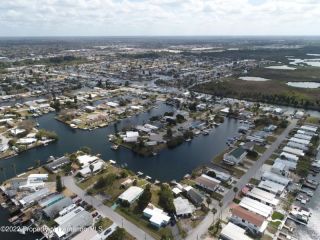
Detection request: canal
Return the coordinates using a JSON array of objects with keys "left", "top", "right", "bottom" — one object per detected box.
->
[{"left": 0, "top": 102, "right": 240, "bottom": 182}]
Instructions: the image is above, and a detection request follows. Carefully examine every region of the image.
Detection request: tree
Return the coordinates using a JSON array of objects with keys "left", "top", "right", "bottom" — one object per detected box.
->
[
  {"left": 136, "top": 184, "right": 152, "bottom": 212},
  {"left": 166, "top": 128, "right": 173, "bottom": 138},
  {"left": 56, "top": 175, "right": 63, "bottom": 192},
  {"left": 158, "top": 184, "right": 175, "bottom": 213},
  {"left": 107, "top": 227, "right": 126, "bottom": 240},
  {"left": 80, "top": 146, "right": 91, "bottom": 154},
  {"left": 233, "top": 187, "right": 238, "bottom": 198},
  {"left": 89, "top": 164, "right": 94, "bottom": 176}
]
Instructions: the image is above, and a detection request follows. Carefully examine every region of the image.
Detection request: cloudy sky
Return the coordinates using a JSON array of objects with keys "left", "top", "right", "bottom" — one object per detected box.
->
[{"left": 0, "top": 0, "right": 320, "bottom": 36}]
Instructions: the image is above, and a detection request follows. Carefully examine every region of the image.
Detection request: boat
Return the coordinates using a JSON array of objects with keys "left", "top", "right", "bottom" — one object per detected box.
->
[
  {"left": 152, "top": 152, "right": 158, "bottom": 156},
  {"left": 27, "top": 167, "right": 34, "bottom": 171},
  {"left": 202, "top": 130, "right": 210, "bottom": 136},
  {"left": 288, "top": 205, "right": 311, "bottom": 225},
  {"left": 185, "top": 138, "right": 192, "bottom": 142},
  {"left": 137, "top": 171, "right": 143, "bottom": 176},
  {"left": 145, "top": 176, "right": 152, "bottom": 180},
  {"left": 300, "top": 188, "right": 314, "bottom": 197},
  {"left": 111, "top": 144, "right": 119, "bottom": 150}
]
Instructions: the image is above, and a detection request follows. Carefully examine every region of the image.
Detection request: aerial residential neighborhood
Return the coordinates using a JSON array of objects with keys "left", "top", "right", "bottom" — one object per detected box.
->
[{"left": 1, "top": 1, "right": 320, "bottom": 240}]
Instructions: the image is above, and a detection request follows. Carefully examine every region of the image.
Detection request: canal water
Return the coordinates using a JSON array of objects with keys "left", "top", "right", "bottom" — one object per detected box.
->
[{"left": 0, "top": 102, "right": 240, "bottom": 183}]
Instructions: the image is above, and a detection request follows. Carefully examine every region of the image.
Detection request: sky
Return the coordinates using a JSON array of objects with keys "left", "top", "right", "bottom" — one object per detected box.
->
[{"left": 0, "top": 0, "right": 320, "bottom": 36}]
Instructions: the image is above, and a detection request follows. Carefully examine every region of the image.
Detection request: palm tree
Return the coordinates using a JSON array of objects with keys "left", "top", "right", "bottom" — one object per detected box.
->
[
  {"left": 233, "top": 186, "right": 239, "bottom": 198},
  {"left": 89, "top": 164, "right": 94, "bottom": 176},
  {"left": 218, "top": 201, "right": 223, "bottom": 220}
]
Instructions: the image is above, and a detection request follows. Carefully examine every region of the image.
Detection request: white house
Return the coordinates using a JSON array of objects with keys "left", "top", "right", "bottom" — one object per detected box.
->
[
  {"left": 118, "top": 186, "right": 143, "bottom": 204},
  {"left": 143, "top": 203, "right": 170, "bottom": 228},
  {"left": 220, "top": 222, "right": 253, "bottom": 240}
]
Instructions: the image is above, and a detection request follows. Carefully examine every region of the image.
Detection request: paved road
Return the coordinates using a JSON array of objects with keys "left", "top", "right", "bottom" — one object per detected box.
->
[
  {"left": 186, "top": 119, "right": 297, "bottom": 240},
  {"left": 63, "top": 176, "right": 155, "bottom": 240}
]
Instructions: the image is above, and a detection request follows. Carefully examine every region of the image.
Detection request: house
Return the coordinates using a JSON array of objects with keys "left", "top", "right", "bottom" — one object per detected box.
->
[
  {"left": 77, "top": 155, "right": 98, "bottom": 166},
  {"left": 271, "top": 161, "right": 288, "bottom": 176},
  {"left": 257, "top": 180, "right": 285, "bottom": 195},
  {"left": 300, "top": 125, "right": 318, "bottom": 133},
  {"left": 261, "top": 171, "right": 290, "bottom": 186},
  {"left": 39, "top": 193, "right": 65, "bottom": 208},
  {"left": 173, "top": 197, "right": 194, "bottom": 217},
  {"left": 143, "top": 203, "right": 170, "bottom": 228},
  {"left": 118, "top": 186, "right": 144, "bottom": 204},
  {"left": 54, "top": 208, "right": 93, "bottom": 239},
  {"left": 123, "top": 131, "right": 139, "bottom": 143},
  {"left": 230, "top": 204, "right": 268, "bottom": 235},
  {"left": 19, "top": 174, "right": 49, "bottom": 191},
  {"left": 220, "top": 222, "right": 253, "bottom": 240},
  {"left": 43, "top": 197, "right": 73, "bottom": 219},
  {"left": 287, "top": 141, "right": 308, "bottom": 151},
  {"left": 195, "top": 174, "right": 220, "bottom": 192},
  {"left": 246, "top": 187, "right": 279, "bottom": 206},
  {"left": 274, "top": 158, "right": 297, "bottom": 171},
  {"left": 223, "top": 147, "right": 247, "bottom": 165},
  {"left": 78, "top": 160, "right": 105, "bottom": 177},
  {"left": 289, "top": 137, "right": 310, "bottom": 146},
  {"left": 294, "top": 134, "right": 312, "bottom": 141},
  {"left": 44, "top": 156, "right": 70, "bottom": 172},
  {"left": 19, "top": 188, "right": 50, "bottom": 207},
  {"left": 185, "top": 186, "right": 204, "bottom": 207},
  {"left": 280, "top": 152, "right": 299, "bottom": 162},
  {"left": 239, "top": 197, "right": 273, "bottom": 218}
]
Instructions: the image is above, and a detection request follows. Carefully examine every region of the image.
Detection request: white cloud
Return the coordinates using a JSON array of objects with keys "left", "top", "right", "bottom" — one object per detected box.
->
[{"left": 0, "top": 0, "right": 319, "bottom": 36}]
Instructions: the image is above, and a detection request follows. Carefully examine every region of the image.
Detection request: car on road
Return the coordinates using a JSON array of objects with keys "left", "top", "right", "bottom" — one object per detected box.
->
[{"left": 104, "top": 228, "right": 112, "bottom": 236}]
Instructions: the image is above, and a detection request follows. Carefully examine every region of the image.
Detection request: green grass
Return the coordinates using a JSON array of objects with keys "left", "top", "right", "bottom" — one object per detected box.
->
[
  {"left": 272, "top": 212, "right": 284, "bottom": 220},
  {"left": 95, "top": 217, "right": 113, "bottom": 231}
]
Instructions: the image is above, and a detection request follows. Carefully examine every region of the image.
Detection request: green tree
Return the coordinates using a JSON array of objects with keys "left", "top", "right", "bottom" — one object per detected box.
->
[
  {"left": 107, "top": 227, "right": 126, "bottom": 240},
  {"left": 136, "top": 184, "right": 152, "bottom": 212},
  {"left": 56, "top": 175, "right": 63, "bottom": 192},
  {"left": 89, "top": 164, "right": 94, "bottom": 176},
  {"left": 158, "top": 184, "right": 175, "bottom": 213}
]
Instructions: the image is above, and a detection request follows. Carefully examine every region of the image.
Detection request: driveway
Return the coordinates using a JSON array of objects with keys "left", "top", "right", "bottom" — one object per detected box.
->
[{"left": 63, "top": 176, "right": 155, "bottom": 240}]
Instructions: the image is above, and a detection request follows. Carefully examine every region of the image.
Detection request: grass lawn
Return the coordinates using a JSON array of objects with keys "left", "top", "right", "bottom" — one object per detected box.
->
[
  {"left": 306, "top": 116, "right": 320, "bottom": 124},
  {"left": 272, "top": 211, "right": 284, "bottom": 220},
  {"left": 254, "top": 145, "right": 267, "bottom": 154},
  {"left": 95, "top": 217, "right": 113, "bottom": 232}
]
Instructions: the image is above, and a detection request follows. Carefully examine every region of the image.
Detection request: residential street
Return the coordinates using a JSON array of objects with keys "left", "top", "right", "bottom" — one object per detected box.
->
[
  {"left": 62, "top": 176, "right": 155, "bottom": 240},
  {"left": 186, "top": 119, "right": 297, "bottom": 240}
]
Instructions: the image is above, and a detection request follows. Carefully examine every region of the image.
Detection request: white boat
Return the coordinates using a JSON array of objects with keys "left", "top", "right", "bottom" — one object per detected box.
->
[{"left": 111, "top": 144, "right": 119, "bottom": 150}]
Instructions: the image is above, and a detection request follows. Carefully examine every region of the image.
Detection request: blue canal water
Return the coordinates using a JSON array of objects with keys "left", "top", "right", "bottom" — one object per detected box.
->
[{"left": 0, "top": 102, "right": 240, "bottom": 182}]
